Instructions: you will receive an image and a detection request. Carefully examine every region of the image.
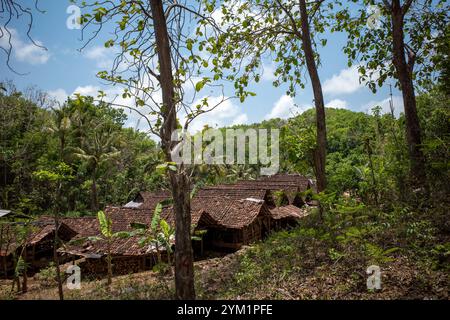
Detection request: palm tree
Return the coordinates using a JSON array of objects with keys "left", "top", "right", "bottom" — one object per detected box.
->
[
  {"left": 46, "top": 108, "right": 72, "bottom": 161},
  {"left": 72, "top": 125, "right": 121, "bottom": 211},
  {"left": 45, "top": 110, "right": 72, "bottom": 301},
  {"left": 226, "top": 164, "right": 257, "bottom": 181}
]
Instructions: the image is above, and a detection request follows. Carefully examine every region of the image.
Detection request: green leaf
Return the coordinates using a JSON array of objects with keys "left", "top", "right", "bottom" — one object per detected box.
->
[
  {"left": 88, "top": 236, "right": 103, "bottom": 242},
  {"left": 97, "top": 210, "right": 112, "bottom": 238},
  {"left": 130, "top": 222, "right": 148, "bottom": 230},
  {"left": 160, "top": 219, "right": 170, "bottom": 237},
  {"left": 113, "top": 231, "right": 131, "bottom": 239},
  {"left": 151, "top": 203, "right": 163, "bottom": 233},
  {"left": 105, "top": 40, "right": 114, "bottom": 48},
  {"left": 156, "top": 163, "right": 168, "bottom": 173},
  {"left": 186, "top": 38, "right": 193, "bottom": 51},
  {"left": 195, "top": 80, "right": 206, "bottom": 92}
]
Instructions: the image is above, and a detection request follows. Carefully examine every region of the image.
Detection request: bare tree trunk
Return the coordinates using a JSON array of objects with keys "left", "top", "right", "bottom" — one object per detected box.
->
[
  {"left": 299, "top": 0, "right": 327, "bottom": 192},
  {"left": 22, "top": 250, "right": 27, "bottom": 293},
  {"left": 149, "top": 0, "right": 196, "bottom": 300},
  {"left": 91, "top": 170, "right": 99, "bottom": 211},
  {"left": 169, "top": 172, "right": 194, "bottom": 298},
  {"left": 107, "top": 239, "right": 112, "bottom": 286},
  {"left": 0, "top": 226, "right": 7, "bottom": 279},
  {"left": 2, "top": 256, "right": 7, "bottom": 279},
  {"left": 391, "top": 0, "right": 427, "bottom": 191},
  {"left": 53, "top": 217, "right": 64, "bottom": 300},
  {"left": 365, "top": 138, "right": 378, "bottom": 205},
  {"left": 15, "top": 273, "right": 20, "bottom": 293}
]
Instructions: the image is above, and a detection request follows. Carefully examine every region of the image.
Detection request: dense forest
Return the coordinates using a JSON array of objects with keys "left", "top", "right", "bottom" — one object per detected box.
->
[
  {"left": 0, "top": 0, "right": 448, "bottom": 302},
  {"left": 1, "top": 81, "right": 448, "bottom": 300},
  {"left": 2, "top": 83, "right": 448, "bottom": 216},
  {"left": 1, "top": 83, "right": 165, "bottom": 215}
]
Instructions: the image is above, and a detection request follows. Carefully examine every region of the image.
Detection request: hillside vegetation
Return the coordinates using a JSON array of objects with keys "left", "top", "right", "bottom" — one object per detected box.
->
[
  {"left": 2, "top": 204, "right": 447, "bottom": 300},
  {"left": 1, "top": 85, "right": 448, "bottom": 300}
]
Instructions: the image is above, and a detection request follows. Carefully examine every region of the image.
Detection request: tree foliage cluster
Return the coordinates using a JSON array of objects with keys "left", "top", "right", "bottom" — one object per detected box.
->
[{"left": 0, "top": 85, "right": 165, "bottom": 216}]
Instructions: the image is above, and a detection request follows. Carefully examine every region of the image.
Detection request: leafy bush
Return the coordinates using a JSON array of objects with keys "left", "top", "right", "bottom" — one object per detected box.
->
[{"left": 34, "top": 262, "right": 59, "bottom": 288}]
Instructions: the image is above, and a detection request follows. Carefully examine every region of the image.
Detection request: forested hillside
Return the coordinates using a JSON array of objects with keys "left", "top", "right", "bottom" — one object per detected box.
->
[
  {"left": 1, "top": 85, "right": 166, "bottom": 215},
  {"left": 0, "top": 0, "right": 448, "bottom": 302},
  {"left": 2, "top": 84, "right": 448, "bottom": 217},
  {"left": 1, "top": 84, "right": 448, "bottom": 300}
]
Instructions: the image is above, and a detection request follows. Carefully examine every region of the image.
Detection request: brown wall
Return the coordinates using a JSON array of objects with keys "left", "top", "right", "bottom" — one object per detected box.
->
[{"left": 75, "top": 254, "right": 158, "bottom": 278}]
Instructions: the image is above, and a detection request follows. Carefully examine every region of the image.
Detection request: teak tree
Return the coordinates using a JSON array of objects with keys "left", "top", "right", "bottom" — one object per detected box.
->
[
  {"left": 75, "top": 0, "right": 225, "bottom": 299},
  {"left": 334, "top": 0, "right": 448, "bottom": 191},
  {"left": 33, "top": 162, "right": 74, "bottom": 300},
  {"left": 206, "top": 0, "right": 330, "bottom": 192}
]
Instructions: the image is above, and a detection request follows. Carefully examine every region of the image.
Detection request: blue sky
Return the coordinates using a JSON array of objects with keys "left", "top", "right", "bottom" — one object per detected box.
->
[{"left": 0, "top": 1, "right": 404, "bottom": 133}]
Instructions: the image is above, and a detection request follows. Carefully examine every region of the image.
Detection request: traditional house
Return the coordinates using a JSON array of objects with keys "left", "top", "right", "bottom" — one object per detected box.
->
[
  {"left": 269, "top": 205, "right": 309, "bottom": 230},
  {"left": 59, "top": 206, "right": 218, "bottom": 276},
  {"left": 197, "top": 187, "right": 281, "bottom": 207},
  {"left": 2, "top": 174, "right": 314, "bottom": 277},
  {"left": 0, "top": 219, "right": 77, "bottom": 276},
  {"left": 0, "top": 224, "right": 18, "bottom": 276},
  {"left": 123, "top": 190, "right": 171, "bottom": 210},
  {"left": 191, "top": 197, "right": 273, "bottom": 250}
]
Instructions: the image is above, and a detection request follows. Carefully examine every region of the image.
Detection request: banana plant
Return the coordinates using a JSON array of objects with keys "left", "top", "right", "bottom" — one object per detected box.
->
[
  {"left": 88, "top": 210, "right": 129, "bottom": 286},
  {"left": 131, "top": 200, "right": 174, "bottom": 269},
  {"left": 157, "top": 219, "right": 175, "bottom": 265}
]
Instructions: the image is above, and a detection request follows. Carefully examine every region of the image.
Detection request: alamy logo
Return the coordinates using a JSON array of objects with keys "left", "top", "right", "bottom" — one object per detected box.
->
[
  {"left": 366, "top": 265, "right": 381, "bottom": 290},
  {"left": 170, "top": 128, "right": 280, "bottom": 175},
  {"left": 66, "top": 265, "right": 81, "bottom": 290},
  {"left": 366, "top": 5, "right": 382, "bottom": 30},
  {"left": 66, "top": 5, "right": 82, "bottom": 30}
]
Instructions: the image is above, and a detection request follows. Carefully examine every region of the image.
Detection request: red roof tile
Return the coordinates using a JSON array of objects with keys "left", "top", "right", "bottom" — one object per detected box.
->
[{"left": 269, "top": 205, "right": 310, "bottom": 220}]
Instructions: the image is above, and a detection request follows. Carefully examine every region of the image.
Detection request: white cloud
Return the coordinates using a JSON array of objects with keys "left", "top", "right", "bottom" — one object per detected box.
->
[
  {"left": 323, "top": 66, "right": 362, "bottom": 95},
  {"left": 232, "top": 113, "right": 249, "bottom": 125},
  {"left": 261, "top": 62, "right": 276, "bottom": 82},
  {"left": 72, "top": 85, "right": 102, "bottom": 97},
  {"left": 265, "top": 95, "right": 297, "bottom": 120},
  {"left": 325, "top": 99, "right": 348, "bottom": 109},
  {"left": 83, "top": 46, "right": 114, "bottom": 69},
  {"left": 84, "top": 46, "right": 109, "bottom": 60},
  {"left": 47, "top": 88, "right": 69, "bottom": 104},
  {"left": 47, "top": 85, "right": 155, "bottom": 132},
  {"left": 0, "top": 28, "right": 49, "bottom": 64},
  {"left": 187, "top": 96, "right": 248, "bottom": 133},
  {"left": 360, "top": 95, "right": 404, "bottom": 117}
]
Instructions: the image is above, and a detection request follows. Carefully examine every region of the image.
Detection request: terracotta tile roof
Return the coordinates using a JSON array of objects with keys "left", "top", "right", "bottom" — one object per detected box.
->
[
  {"left": 68, "top": 235, "right": 152, "bottom": 257},
  {"left": 196, "top": 188, "right": 269, "bottom": 201},
  {"left": 62, "top": 217, "right": 98, "bottom": 237},
  {"left": 59, "top": 176, "right": 312, "bottom": 257},
  {"left": 108, "top": 206, "right": 207, "bottom": 229},
  {"left": 27, "top": 222, "right": 77, "bottom": 245},
  {"left": 237, "top": 180, "right": 305, "bottom": 191},
  {"left": 60, "top": 208, "right": 152, "bottom": 257},
  {"left": 60, "top": 205, "right": 217, "bottom": 257},
  {"left": 192, "top": 197, "right": 269, "bottom": 229},
  {"left": 140, "top": 190, "right": 172, "bottom": 200},
  {"left": 258, "top": 174, "right": 316, "bottom": 191},
  {"left": 1, "top": 219, "right": 78, "bottom": 256},
  {"left": 132, "top": 191, "right": 172, "bottom": 210},
  {"left": 269, "top": 205, "right": 310, "bottom": 220},
  {"left": 258, "top": 173, "right": 310, "bottom": 183}
]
